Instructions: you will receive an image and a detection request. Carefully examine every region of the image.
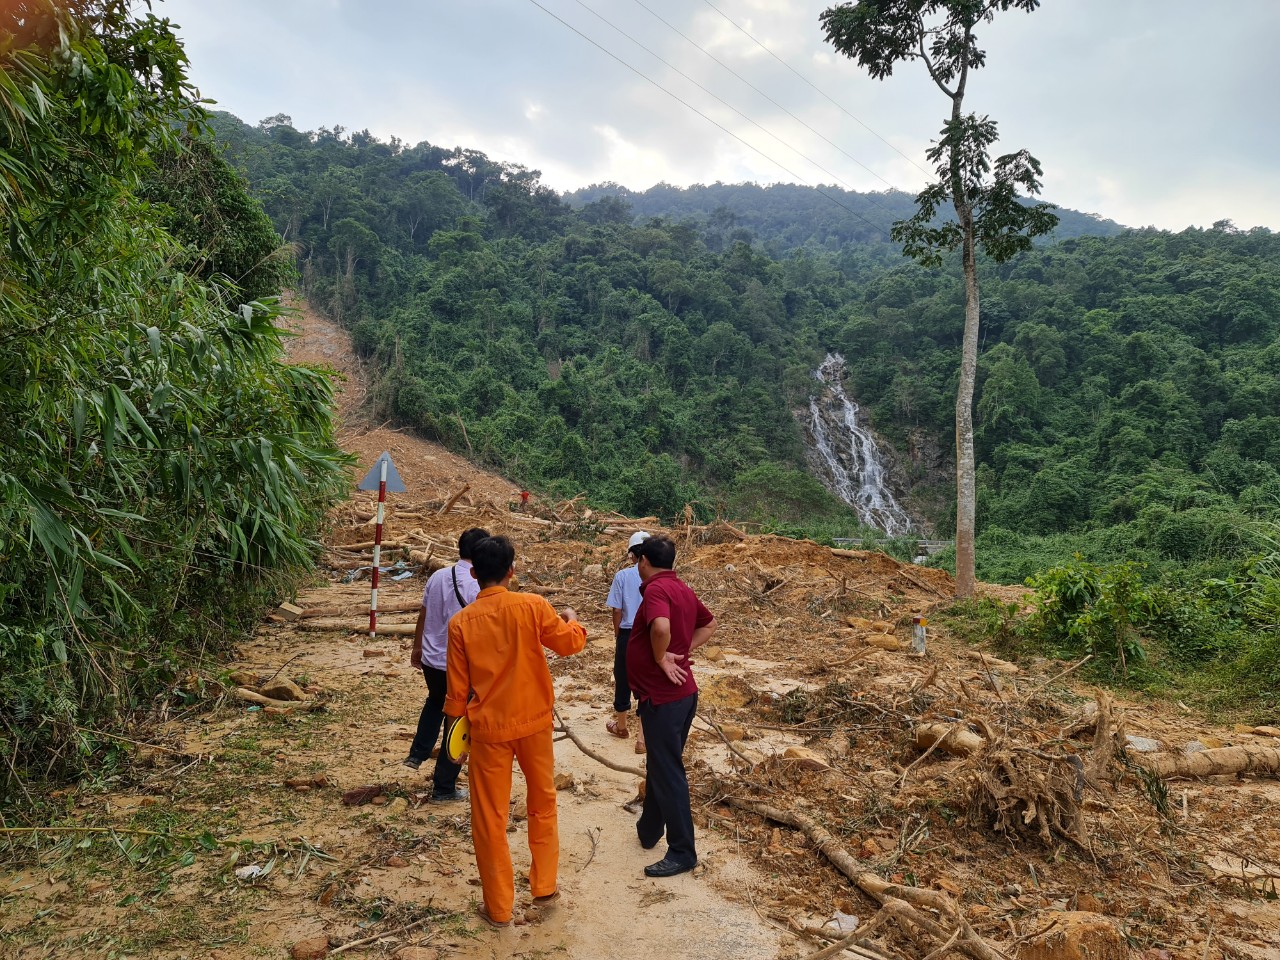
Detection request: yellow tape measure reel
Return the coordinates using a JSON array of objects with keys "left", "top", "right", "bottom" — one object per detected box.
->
[{"left": 444, "top": 715, "right": 471, "bottom": 763}]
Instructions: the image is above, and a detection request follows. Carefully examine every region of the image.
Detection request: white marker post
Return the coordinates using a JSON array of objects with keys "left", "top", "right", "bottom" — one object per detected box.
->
[{"left": 356, "top": 452, "right": 407, "bottom": 640}]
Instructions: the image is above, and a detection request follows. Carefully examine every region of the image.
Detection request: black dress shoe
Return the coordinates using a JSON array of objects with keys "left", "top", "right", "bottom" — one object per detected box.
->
[
  {"left": 644, "top": 856, "right": 695, "bottom": 878},
  {"left": 432, "top": 786, "right": 469, "bottom": 802}
]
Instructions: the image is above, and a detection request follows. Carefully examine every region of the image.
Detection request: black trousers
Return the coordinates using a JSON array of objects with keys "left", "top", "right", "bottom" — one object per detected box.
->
[
  {"left": 408, "top": 664, "right": 461, "bottom": 792},
  {"left": 613, "top": 627, "right": 633, "bottom": 714},
  {"left": 636, "top": 692, "right": 698, "bottom": 867}
]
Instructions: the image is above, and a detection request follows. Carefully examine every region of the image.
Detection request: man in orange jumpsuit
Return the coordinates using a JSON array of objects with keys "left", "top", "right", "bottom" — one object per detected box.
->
[{"left": 444, "top": 535, "right": 587, "bottom": 927}]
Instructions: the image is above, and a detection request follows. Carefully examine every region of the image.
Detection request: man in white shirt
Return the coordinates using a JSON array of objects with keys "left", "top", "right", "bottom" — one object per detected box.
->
[
  {"left": 604, "top": 531, "right": 649, "bottom": 753},
  {"left": 404, "top": 527, "right": 489, "bottom": 800}
]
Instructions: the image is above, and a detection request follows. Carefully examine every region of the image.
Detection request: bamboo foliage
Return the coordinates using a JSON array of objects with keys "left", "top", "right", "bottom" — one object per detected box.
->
[{"left": 0, "top": 2, "right": 349, "bottom": 802}]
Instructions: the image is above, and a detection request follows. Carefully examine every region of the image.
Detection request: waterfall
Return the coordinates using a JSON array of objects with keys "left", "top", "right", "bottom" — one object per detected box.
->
[{"left": 808, "top": 353, "right": 914, "bottom": 537}]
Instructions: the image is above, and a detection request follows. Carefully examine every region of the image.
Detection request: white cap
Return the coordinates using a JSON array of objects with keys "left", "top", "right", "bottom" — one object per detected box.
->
[{"left": 627, "top": 531, "right": 651, "bottom": 550}]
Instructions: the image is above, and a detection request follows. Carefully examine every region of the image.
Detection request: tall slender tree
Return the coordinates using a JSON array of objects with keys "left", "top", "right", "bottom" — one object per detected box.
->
[{"left": 821, "top": 0, "right": 1058, "bottom": 597}]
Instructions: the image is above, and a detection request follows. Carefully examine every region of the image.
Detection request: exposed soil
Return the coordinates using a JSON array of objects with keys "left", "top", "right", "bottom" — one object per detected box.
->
[{"left": 3, "top": 301, "right": 1280, "bottom": 960}]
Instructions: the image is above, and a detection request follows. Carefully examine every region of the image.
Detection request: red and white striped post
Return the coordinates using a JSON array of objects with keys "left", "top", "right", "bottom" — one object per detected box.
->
[
  {"left": 369, "top": 456, "right": 388, "bottom": 639},
  {"left": 357, "top": 452, "right": 405, "bottom": 641}
]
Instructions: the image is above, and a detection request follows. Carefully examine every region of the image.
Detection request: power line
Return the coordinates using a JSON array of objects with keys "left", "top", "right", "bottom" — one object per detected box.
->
[
  {"left": 525, "top": 0, "right": 895, "bottom": 240},
  {"left": 699, "top": 0, "right": 933, "bottom": 179},
  {"left": 628, "top": 0, "right": 903, "bottom": 194},
  {"left": 571, "top": 0, "right": 878, "bottom": 201}
]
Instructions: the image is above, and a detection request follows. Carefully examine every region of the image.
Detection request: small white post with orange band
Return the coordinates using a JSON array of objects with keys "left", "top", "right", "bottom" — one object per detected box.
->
[{"left": 356, "top": 452, "right": 407, "bottom": 639}]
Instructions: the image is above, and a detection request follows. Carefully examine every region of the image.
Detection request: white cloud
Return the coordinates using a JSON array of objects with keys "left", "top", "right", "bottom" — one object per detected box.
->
[{"left": 160, "top": 0, "right": 1280, "bottom": 231}]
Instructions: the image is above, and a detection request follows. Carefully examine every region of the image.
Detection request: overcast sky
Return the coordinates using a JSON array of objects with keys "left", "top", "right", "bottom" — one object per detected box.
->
[{"left": 158, "top": 0, "right": 1280, "bottom": 233}]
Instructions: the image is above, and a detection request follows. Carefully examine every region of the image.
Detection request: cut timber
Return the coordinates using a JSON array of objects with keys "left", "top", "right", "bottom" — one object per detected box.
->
[
  {"left": 1133, "top": 744, "right": 1280, "bottom": 779},
  {"left": 914, "top": 722, "right": 985, "bottom": 757},
  {"left": 277, "top": 602, "right": 303, "bottom": 621}
]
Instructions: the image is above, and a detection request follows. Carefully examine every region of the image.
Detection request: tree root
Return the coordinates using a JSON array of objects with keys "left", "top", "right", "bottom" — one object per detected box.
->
[
  {"left": 722, "top": 796, "right": 1008, "bottom": 960},
  {"left": 553, "top": 708, "right": 645, "bottom": 778},
  {"left": 969, "top": 691, "right": 1125, "bottom": 849},
  {"left": 972, "top": 748, "right": 1089, "bottom": 849}
]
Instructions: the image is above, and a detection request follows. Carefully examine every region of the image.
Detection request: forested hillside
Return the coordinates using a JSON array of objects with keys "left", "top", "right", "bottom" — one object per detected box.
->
[
  {"left": 563, "top": 180, "right": 1125, "bottom": 255},
  {"left": 0, "top": 8, "right": 347, "bottom": 802},
  {"left": 210, "top": 111, "right": 1280, "bottom": 585}
]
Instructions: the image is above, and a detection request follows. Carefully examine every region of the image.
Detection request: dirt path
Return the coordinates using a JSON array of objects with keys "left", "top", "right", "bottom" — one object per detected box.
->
[
  {"left": 204, "top": 574, "right": 783, "bottom": 960},
  {"left": 227, "top": 301, "right": 786, "bottom": 957}
]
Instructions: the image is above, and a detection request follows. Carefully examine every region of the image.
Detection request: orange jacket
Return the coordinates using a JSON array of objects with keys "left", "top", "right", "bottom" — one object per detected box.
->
[{"left": 445, "top": 586, "right": 586, "bottom": 743}]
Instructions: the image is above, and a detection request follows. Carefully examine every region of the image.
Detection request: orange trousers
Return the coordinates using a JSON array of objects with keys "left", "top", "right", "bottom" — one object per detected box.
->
[{"left": 468, "top": 727, "right": 559, "bottom": 923}]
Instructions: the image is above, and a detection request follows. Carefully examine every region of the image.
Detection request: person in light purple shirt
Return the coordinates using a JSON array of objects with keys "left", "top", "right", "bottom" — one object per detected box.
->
[
  {"left": 404, "top": 527, "right": 488, "bottom": 801},
  {"left": 605, "top": 531, "right": 649, "bottom": 752}
]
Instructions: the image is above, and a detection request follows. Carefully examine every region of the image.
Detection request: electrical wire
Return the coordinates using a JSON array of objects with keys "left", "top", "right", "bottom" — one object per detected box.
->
[
  {"left": 699, "top": 0, "right": 934, "bottom": 179},
  {"left": 525, "top": 0, "right": 895, "bottom": 239},
  {"left": 571, "top": 0, "right": 900, "bottom": 218},
  {"left": 629, "top": 0, "right": 906, "bottom": 193}
]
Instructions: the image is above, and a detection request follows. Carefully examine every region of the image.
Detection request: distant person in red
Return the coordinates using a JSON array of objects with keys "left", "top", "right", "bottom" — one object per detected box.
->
[
  {"left": 519, "top": 489, "right": 530, "bottom": 512},
  {"left": 626, "top": 534, "right": 716, "bottom": 878}
]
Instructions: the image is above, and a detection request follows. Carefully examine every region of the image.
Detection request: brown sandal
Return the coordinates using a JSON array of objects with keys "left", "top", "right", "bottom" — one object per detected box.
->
[
  {"left": 634, "top": 739, "right": 647, "bottom": 755},
  {"left": 477, "top": 904, "right": 511, "bottom": 928},
  {"left": 606, "top": 719, "right": 630, "bottom": 739}
]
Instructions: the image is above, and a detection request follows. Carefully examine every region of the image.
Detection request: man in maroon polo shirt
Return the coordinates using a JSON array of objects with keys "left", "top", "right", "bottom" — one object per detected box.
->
[{"left": 626, "top": 534, "right": 717, "bottom": 878}]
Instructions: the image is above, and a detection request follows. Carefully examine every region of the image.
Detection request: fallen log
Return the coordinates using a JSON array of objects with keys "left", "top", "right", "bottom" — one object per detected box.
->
[
  {"left": 914, "top": 722, "right": 986, "bottom": 757},
  {"left": 335, "top": 539, "right": 412, "bottom": 552},
  {"left": 300, "top": 600, "right": 421, "bottom": 619},
  {"left": 892, "top": 566, "right": 950, "bottom": 598},
  {"left": 438, "top": 483, "right": 471, "bottom": 515},
  {"left": 293, "top": 619, "right": 416, "bottom": 636},
  {"left": 723, "top": 796, "right": 1006, "bottom": 960},
  {"left": 966, "top": 650, "right": 1020, "bottom": 674},
  {"left": 503, "top": 511, "right": 556, "bottom": 526},
  {"left": 408, "top": 549, "right": 448, "bottom": 574},
  {"left": 1132, "top": 744, "right": 1280, "bottom": 779},
  {"left": 232, "top": 688, "right": 320, "bottom": 712}
]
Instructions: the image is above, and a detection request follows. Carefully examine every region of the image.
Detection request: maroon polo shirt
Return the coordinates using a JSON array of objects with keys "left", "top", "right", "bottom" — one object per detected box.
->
[{"left": 627, "top": 569, "right": 713, "bottom": 706}]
